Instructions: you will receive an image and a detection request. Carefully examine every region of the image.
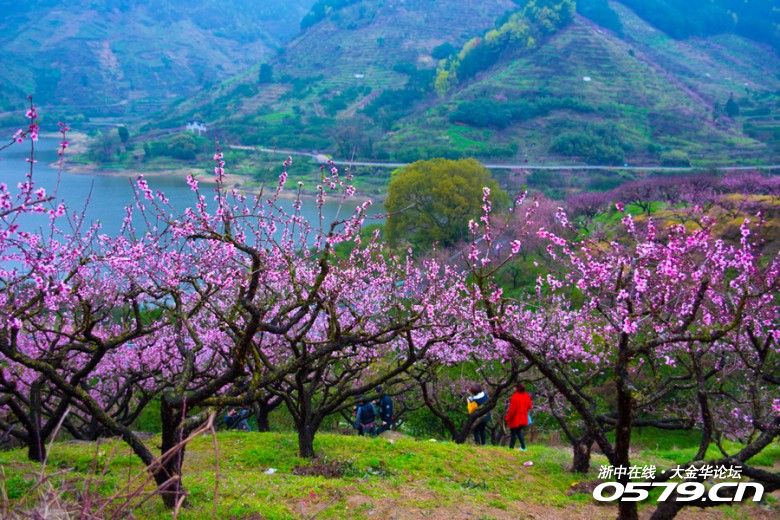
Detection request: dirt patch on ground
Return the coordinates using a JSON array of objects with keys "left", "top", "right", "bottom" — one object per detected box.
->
[
  {"left": 567, "top": 479, "right": 602, "bottom": 496},
  {"left": 379, "top": 430, "right": 412, "bottom": 443},
  {"left": 334, "top": 493, "right": 617, "bottom": 520},
  {"left": 292, "top": 458, "right": 350, "bottom": 478}
]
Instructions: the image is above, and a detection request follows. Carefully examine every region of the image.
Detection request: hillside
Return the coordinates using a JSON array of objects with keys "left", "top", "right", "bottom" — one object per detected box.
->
[
  {"left": 0, "top": 0, "right": 314, "bottom": 116},
  {"left": 151, "top": 0, "right": 519, "bottom": 149},
  {"left": 387, "top": 7, "right": 780, "bottom": 166},
  {"left": 2, "top": 431, "right": 777, "bottom": 519},
  {"left": 146, "top": 0, "right": 780, "bottom": 168}
]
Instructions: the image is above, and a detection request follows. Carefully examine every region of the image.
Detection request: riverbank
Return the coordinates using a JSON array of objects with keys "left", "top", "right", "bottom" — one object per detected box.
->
[
  {"left": 58, "top": 132, "right": 378, "bottom": 203},
  {"left": 38, "top": 130, "right": 90, "bottom": 155},
  {"left": 63, "top": 158, "right": 378, "bottom": 202}
]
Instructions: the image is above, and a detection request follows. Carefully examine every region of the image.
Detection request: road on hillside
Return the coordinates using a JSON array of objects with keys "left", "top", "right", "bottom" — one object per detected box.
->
[{"left": 227, "top": 144, "right": 780, "bottom": 172}]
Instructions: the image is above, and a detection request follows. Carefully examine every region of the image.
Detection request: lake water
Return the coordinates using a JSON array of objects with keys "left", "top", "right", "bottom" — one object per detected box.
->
[{"left": 0, "top": 138, "right": 383, "bottom": 237}]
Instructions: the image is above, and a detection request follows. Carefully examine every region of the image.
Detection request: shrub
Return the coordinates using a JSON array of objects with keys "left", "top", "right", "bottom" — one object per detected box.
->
[
  {"left": 431, "top": 42, "right": 457, "bottom": 60},
  {"left": 550, "top": 124, "right": 626, "bottom": 165},
  {"left": 659, "top": 150, "right": 691, "bottom": 167},
  {"left": 449, "top": 96, "right": 594, "bottom": 129},
  {"left": 143, "top": 133, "right": 207, "bottom": 161}
]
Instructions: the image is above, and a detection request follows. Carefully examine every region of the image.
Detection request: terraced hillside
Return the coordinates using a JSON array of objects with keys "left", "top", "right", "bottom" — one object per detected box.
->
[
  {"left": 105, "top": 0, "right": 778, "bottom": 171},
  {"left": 0, "top": 0, "right": 314, "bottom": 116},
  {"left": 386, "top": 6, "right": 780, "bottom": 166},
  {"left": 153, "top": 0, "right": 519, "bottom": 151}
]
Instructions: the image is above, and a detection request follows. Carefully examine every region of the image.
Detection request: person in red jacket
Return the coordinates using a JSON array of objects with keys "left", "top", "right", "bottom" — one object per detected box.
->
[{"left": 505, "top": 383, "right": 533, "bottom": 451}]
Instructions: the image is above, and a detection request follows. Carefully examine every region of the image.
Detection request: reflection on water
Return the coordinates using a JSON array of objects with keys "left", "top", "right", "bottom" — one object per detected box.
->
[{"left": 0, "top": 138, "right": 382, "bottom": 238}]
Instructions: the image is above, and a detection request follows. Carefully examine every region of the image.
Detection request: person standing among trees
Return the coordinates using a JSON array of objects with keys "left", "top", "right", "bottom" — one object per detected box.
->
[
  {"left": 467, "top": 384, "right": 491, "bottom": 445},
  {"left": 505, "top": 383, "right": 533, "bottom": 451},
  {"left": 375, "top": 386, "right": 394, "bottom": 434},
  {"left": 354, "top": 396, "right": 378, "bottom": 437},
  {"left": 223, "top": 408, "right": 252, "bottom": 431}
]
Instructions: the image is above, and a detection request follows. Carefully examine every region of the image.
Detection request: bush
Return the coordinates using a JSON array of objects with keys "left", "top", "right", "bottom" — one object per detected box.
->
[
  {"left": 142, "top": 133, "right": 207, "bottom": 161},
  {"left": 449, "top": 96, "right": 594, "bottom": 129},
  {"left": 660, "top": 150, "right": 691, "bottom": 167},
  {"left": 322, "top": 85, "right": 371, "bottom": 116},
  {"left": 431, "top": 42, "right": 457, "bottom": 60},
  {"left": 301, "top": 0, "right": 361, "bottom": 30},
  {"left": 550, "top": 123, "right": 626, "bottom": 165},
  {"left": 362, "top": 66, "right": 434, "bottom": 128}
]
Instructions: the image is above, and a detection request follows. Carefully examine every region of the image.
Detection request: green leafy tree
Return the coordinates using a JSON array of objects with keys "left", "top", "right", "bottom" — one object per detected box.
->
[
  {"left": 435, "top": 0, "right": 574, "bottom": 93},
  {"left": 659, "top": 149, "right": 691, "bottom": 167},
  {"left": 88, "top": 131, "right": 120, "bottom": 163},
  {"left": 725, "top": 93, "right": 740, "bottom": 117},
  {"left": 117, "top": 126, "right": 130, "bottom": 145},
  {"left": 431, "top": 42, "right": 456, "bottom": 60},
  {"left": 385, "top": 158, "right": 508, "bottom": 250}
]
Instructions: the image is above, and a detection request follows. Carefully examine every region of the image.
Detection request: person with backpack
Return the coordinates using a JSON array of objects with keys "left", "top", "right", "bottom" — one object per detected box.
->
[
  {"left": 375, "top": 386, "right": 394, "bottom": 433},
  {"left": 466, "top": 384, "right": 491, "bottom": 445},
  {"left": 354, "top": 396, "right": 378, "bottom": 437},
  {"left": 223, "top": 407, "right": 251, "bottom": 431},
  {"left": 505, "top": 383, "right": 533, "bottom": 451}
]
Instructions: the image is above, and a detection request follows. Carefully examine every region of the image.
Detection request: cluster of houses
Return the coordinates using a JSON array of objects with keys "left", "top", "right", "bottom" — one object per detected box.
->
[{"left": 185, "top": 121, "right": 208, "bottom": 135}]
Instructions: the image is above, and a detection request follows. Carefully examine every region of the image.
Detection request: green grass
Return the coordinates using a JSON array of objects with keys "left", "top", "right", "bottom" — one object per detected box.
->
[
  {"left": 591, "top": 200, "right": 666, "bottom": 226},
  {"left": 446, "top": 125, "right": 494, "bottom": 152},
  {"left": 259, "top": 111, "right": 295, "bottom": 123},
  {"left": 616, "top": 427, "right": 780, "bottom": 467},
  {"left": 1, "top": 429, "right": 776, "bottom": 519}
]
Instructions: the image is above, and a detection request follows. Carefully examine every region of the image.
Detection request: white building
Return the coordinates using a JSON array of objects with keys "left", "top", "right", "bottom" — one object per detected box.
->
[{"left": 186, "top": 121, "right": 208, "bottom": 135}]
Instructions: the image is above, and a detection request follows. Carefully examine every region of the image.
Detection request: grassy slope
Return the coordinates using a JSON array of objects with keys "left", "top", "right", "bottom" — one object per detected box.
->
[
  {"left": 386, "top": 9, "right": 779, "bottom": 165},
  {"left": 1, "top": 430, "right": 777, "bottom": 519},
  {"left": 0, "top": 1, "right": 314, "bottom": 114},
  {"left": 607, "top": 0, "right": 780, "bottom": 160},
  {"left": 155, "top": 0, "right": 517, "bottom": 128}
]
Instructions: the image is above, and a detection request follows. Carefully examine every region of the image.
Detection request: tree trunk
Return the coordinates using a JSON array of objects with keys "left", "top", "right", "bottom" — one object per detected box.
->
[
  {"left": 571, "top": 437, "right": 592, "bottom": 473},
  {"left": 85, "top": 415, "right": 103, "bottom": 441},
  {"left": 297, "top": 423, "right": 316, "bottom": 458},
  {"left": 450, "top": 429, "right": 469, "bottom": 444},
  {"left": 255, "top": 406, "right": 271, "bottom": 432},
  {"left": 255, "top": 397, "right": 281, "bottom": 433},
  {"left": 615, "top": 368, "right": 637, "bottom": 520},
  {"left": 26, "top": 431, "right": 45, "bottom": 463},
  {"left": 157, "top": 400, "right": 187, "bottom": 509},
  {"left": 693, "top": 354, "right": 712, "bottom": 461},
  {"left": 27, "top": 382, "right": 45, "bottom": 462},
  {"left": 649, "top": 499, "right": 684, "bottom": 520}
]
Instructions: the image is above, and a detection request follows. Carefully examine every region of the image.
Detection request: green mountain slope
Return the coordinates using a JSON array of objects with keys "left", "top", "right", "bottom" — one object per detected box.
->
[
  {"left": 144, "top": 0, "right": 780, "bottom": 166},
  {"left": 0, "top": 0, "right": 314, "bottom": 115},
  {"left": 152, "top": 0, "right": 519, "bottom": 149},
  {"left": 386, "top": 4, "right": 780, "bottom": 166}
]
